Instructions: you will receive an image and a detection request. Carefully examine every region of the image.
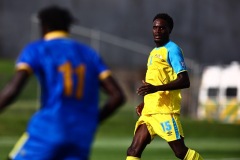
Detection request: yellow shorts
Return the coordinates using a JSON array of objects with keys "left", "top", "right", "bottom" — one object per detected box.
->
[{"left": 134, "top": 114, "right": 184, "bottom": 142}]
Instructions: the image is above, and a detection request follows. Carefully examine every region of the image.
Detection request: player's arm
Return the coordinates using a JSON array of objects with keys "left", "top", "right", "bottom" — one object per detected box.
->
[
  {"left": 99, "top": 75, "right": 126, "bottom": 123},
  {"left": 0, "top": 70, "right": 30, "bottom": 112},
  {"left": 137, "top": 71, "right": 190, "bottom": 96},
  {"left": 136, "top": 102, "right": 144, "bottom": 116}
]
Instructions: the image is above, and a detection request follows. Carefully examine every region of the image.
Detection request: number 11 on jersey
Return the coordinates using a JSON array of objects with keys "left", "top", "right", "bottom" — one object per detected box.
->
[{"left": 58, "top": 62, "right": 86, "bottom": 99}]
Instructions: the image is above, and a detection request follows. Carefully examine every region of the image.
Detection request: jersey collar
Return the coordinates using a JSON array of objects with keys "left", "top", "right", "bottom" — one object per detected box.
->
[{"left": 44, "top": 31, "right": 69, "bottom": 40}]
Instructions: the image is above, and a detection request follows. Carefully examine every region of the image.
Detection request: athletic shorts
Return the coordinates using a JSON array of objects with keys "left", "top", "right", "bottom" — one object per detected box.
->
[
  {"left": 134, "top": 113, "right": 184, "bottom": 142},
  {"left": 8, "top": 132, "right": 91, "bottom": 160}
]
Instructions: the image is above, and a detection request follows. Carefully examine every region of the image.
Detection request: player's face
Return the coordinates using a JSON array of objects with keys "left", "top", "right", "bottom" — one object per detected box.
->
[{"left": 152, "top": 19, "right": 170, "bottom": 47}]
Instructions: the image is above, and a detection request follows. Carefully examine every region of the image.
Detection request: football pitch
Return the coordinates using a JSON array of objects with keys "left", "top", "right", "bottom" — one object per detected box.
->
[{"left": 0, "top": 101, "right": 240, "bottom": 160}]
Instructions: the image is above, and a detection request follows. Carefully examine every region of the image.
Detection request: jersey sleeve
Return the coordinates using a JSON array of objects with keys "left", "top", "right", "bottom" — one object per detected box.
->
[
  {"left": 15, "top": 43, "right": 39, "bottom": 74},
  {"left": 168, "top": 46, "right": 187, "bottom": 74}
]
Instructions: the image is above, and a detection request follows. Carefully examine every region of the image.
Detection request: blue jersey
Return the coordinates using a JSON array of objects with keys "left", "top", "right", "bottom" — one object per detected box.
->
[{"left": 12, "top": 31, "right": 111, "bottom": 159}]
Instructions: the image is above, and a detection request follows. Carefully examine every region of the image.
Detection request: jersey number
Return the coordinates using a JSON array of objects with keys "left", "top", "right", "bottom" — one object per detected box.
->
[
  {"left": 160, "top": 121, "right": 172, "bottom": 132},
  {"left": 58, "top": 62, "right": 85, "bottom": 99}
]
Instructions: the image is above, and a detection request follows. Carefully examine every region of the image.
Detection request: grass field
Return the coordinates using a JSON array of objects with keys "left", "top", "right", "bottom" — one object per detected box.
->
[
  {"left": 0, "top": 101, "right": 240, "bottom": 160},
  {"left": 0, "top": 60, "right": 240, "bottom": 160}
]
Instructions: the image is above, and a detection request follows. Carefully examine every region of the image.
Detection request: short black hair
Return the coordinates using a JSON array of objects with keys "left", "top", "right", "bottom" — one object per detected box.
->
[
  {"left": 153, "top": 13, "right": 174, "bottom": 33},
  {"left": 38, "top": 5, "right": 74, "bottom": 31}
]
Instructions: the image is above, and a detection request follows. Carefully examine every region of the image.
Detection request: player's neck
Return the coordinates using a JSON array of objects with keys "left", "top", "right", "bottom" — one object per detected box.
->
[{"left": 155, "top": 39, "right": 169, "bottom": 47}]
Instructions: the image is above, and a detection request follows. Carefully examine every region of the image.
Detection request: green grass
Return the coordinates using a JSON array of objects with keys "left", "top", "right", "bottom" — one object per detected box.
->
[{"left": 1, "top": 102, "right": 239, "bottom": 160}]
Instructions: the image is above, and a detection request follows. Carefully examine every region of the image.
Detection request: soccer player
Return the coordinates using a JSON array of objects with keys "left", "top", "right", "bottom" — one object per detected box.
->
[
  {"left": 126, "top": 13, "right": 204, "bottom": 160},
  {"left": 0, "top": 5, "right": 125, "bottom": 160}
]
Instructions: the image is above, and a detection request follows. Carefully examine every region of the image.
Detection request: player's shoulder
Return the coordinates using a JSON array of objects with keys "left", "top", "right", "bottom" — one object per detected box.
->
[
  {"left": 165, "top": 40, "right": 181, "bottom": 49},
  {"left": 21, "top": 39, "right": 45, "bottom": 52},
  {"left": 71, "top": 39, "right": 98, "bottom": 54},
  {"left": 165, "top": 40, "right": 183, "bottom": 54}
]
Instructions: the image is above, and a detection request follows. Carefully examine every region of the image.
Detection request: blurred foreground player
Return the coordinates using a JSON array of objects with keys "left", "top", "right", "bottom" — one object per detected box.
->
[
  {"left": 126, "top": 13, "right": 203, "bottom": 160},
  {"left": 0, "top": 5, "right": 125, "bottom": 160}
]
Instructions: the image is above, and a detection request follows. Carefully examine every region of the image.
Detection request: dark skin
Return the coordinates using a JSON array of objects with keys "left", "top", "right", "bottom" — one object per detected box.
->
[
  {"left": 99, "top": 75, "right": 126, "bottom": 123},
  {"left": 0, "top": 70, "right": 30, "bottom": 112},
  {"left": 127, "top": 18, "right": 190, "bottom": 159}
]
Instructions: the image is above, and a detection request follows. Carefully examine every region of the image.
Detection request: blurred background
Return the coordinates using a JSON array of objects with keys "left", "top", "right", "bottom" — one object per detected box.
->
[
  {"left": 0, "top": 0, "right": 240, "bottom": 159},
  {"left": 1, "top": 0, "right": 240, "bottom": 64},
  {"left": 1, "top": 0, "right": 240, "bottom": 116}
]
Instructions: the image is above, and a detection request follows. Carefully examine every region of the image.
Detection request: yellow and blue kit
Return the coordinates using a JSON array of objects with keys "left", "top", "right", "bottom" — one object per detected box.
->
[
  {"left": 134, "top": 41, "right": 188, "bottom": 142},
  {"left": 143, "top": 40, "right": 187, "bottom": 115}
]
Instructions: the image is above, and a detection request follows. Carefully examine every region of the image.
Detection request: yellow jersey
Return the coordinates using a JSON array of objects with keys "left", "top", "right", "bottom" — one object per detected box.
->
[{"left": 143, "top": 41, "right": 187, "bottom": 115}]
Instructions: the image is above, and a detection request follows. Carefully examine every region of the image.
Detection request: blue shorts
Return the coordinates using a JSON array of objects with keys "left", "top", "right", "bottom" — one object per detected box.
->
[{"left": 9, "top": 132, "right": 92, "bottom": 160}]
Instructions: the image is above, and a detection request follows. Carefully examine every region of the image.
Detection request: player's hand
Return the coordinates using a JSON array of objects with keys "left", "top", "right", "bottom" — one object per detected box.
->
[
  {"left": 136, "top": 102, "right": 144, "bottom": 116},
  {"left": 137, "top": 80, "right": 157, "bottom": 96}
]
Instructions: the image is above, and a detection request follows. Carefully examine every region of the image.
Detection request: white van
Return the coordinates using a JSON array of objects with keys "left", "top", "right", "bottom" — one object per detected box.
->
[{"left": 198, "top": 61, "right": 240, "bottom": 124}]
